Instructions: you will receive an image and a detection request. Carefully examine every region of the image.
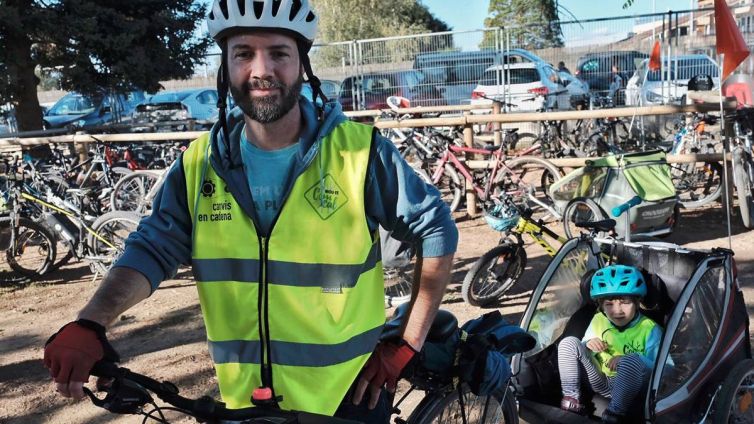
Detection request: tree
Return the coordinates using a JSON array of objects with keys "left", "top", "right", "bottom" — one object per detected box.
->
[
  {"left": 483, "top": 0, "right": 563, "bottom": 50},
  {"left": 0, "top": 0, "right": 212, "bottom": 132},
  {"left": 310, "top": 0, "right": 452, "bottom": 67}
]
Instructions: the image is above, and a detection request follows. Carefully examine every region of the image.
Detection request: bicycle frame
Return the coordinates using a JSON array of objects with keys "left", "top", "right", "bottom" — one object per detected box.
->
[{"left": 508, "top": 213, "right": 566, "bottom": 257}]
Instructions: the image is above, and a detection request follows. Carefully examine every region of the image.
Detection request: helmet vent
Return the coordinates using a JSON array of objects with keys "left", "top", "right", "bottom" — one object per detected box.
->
[
  {"left": 253, "top": 1, "right": 264, "bottom": 19},
  {"left": 305, "top": 11, "right": 315, "bottom": 22},
  {"left": 237, "top": 0, "right": 246, "bottom": 16},
  {"left": 271, "top": 0, "right": 281, "bottom": 17},
  {"left": 289, "top": 0, "right": 303, "bottom": 21},
  {"left": 218, "top": 0, "right": 230, "bottom": 19}
]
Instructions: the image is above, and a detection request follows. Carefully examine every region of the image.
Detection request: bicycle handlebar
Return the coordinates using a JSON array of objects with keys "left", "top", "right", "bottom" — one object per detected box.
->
[
  {"left": 88, "top": 362, "right": 362, "bottom": 424},
  {"left": 611, "top": 196, "right": 642, "bottom": 218}
]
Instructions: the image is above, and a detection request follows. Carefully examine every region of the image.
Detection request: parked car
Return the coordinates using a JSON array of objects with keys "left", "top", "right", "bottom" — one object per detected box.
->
[
  {"left": 558, "top": 71, "right": 591, "bottom": 109},
  {"left": 43, "top": 90, "right": 145, "bottom": 130},
  {"left": 302, "top": 79, "right": 340, "bottom": 105},
  {"left": 413, "top": 48, "right": 548, "bottom": 105},
  {"left": 338, "top": 70, "right": 445, "bottom": 111},
  {"left": 131, "top": 88, "right": 219, "bottom": 132},
  {"left": 625, "top": 54, "right": 720, "bottom": 106},
  {"left": 575, "top": 50, "right": 649, "bottom": 101},
  {"left": 469, "top": 62, "right": 574, "bottom": 112}
]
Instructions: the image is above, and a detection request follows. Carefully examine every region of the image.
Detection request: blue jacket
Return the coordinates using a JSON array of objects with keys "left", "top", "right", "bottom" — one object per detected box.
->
[{"left": 115, "top": 98, "right": 458, "bottom": 291}]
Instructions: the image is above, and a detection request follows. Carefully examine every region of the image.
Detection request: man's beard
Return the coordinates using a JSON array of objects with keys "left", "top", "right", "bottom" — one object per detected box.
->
[{"left": 230, "top": 76, "right": 302, "bottom": 124}]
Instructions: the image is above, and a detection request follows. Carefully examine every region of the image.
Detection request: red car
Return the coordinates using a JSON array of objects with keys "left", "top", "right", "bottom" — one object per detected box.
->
[{"left": 338, "top": 70, "right": 445, "bottom": 111}]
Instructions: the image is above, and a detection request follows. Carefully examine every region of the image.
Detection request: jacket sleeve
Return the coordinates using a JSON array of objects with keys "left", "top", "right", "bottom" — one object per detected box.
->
[
  {"left": 113, "top": 156, "right": 193, "bottom": 292},
  {"left": 364, "top": 132, "right": 458, "bottom": 257}
]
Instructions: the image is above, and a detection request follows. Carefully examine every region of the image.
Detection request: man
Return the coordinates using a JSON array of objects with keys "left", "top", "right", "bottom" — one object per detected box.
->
[
  {"left": 42, "top": 1, "right": 457, "bottom": 423},
  {"left": 608, "top": 64, "right": 623, "bottom": 104},
  {"left": 557, "top": 61, "right": 571, "bottom": 75}
]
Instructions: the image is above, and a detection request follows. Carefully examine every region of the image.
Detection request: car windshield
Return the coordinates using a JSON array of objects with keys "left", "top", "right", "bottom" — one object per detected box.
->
[
  {"left": 647, "top": 58, "right": 719, "bottom": 81},
  {"left": 150, "top": 91, "right": 193, "bottom": 103},
  {"left": 47, "top": 94, "right": 101, "bottom": 116},
  {"left": 479, "top": 68, "right": 539, "bottom": 86}
]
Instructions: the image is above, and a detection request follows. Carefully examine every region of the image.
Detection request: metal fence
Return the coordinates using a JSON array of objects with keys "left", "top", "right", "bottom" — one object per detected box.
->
[
  {"left": 300, "top": 6, "right": 754, "bottom": 112},
  {"left": 30, "top": 6, "right": 754, "bottom": 120}
]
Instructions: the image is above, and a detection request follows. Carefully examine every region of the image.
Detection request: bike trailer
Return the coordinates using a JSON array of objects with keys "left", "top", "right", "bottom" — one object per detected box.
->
[
  {"left": 549, "top": 150, "right": 678, "bottom": 237},
  {"left": 510, "top": 236, "right": 751, "bottom": 423}
]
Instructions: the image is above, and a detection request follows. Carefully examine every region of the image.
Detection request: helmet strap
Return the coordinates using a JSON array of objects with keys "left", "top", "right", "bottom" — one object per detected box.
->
[
  {"left": 216, "top": 42, "right": 235, "bottom": 168},
  {"left": 298, "top": 43, "right": 326, "bottom": 120}
]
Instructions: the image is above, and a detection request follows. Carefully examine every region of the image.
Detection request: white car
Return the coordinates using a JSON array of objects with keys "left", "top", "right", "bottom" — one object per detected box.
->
[
  {"left": 470, "top": 63, "right": 578, "bottom": 112},
  {"left": 625, "top": 54, "right": 719, "bottom": 106}
]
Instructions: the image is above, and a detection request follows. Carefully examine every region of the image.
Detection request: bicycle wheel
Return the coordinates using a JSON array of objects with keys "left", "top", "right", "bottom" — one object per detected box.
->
[
  {"left": 408, "top": 384, "right": 518, "bottom": 424},
  {"left": 384, "top": 263, "right": 414, "bottom": 308},
  {"left": 494, "top": 156, "right": 561, "bottom": 220},
  {"left": 110, "top": 170, "right": 162, "bottom": 213},
  {"left": 734, "top": 156, "right": 754, "bottom": 229},
  {"left": 712, "top": 359, "right": 754, "bottom": 424},
  {"left": 670, "top": 160, "right": 722, "bottom": 208},
  {"left": 3, "top": 217, "right": 57, "bottom": 283},
  {"left": 87, "top": 211, "right": 141, "bottom": 272},
  {"left": 431, "top": 164, "right": 463, "bottom": 213},
  {"left": 462, "top": 243, "right": 526, "bottom": 307},
  {"left": 512, "top": 132, "right": 538, "bottom": 151},
  {"left": 562, "top": 197, "right": 607, "bottom": 239},
  {"left": 580, "top": 132, "right": 612, "bottom": 158}
]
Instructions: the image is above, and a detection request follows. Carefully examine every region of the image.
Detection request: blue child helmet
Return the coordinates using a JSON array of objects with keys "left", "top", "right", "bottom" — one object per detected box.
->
[
  {"left": 590, "top": 264, "right": 647, "bottom": 300},
  {"left": 484, "top": 202, "right": 520, "bottom": 232}
]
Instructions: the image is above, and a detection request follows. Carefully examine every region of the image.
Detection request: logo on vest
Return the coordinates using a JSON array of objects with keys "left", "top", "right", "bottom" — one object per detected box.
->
[
  {"left": 201, "top": 180, "right": 216, "bottom": 197},
  {"left": 304, "top": 174, "right": 349, "bottom": 220}
]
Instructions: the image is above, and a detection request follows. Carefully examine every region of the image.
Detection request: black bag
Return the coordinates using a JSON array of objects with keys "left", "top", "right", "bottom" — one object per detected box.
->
[{"left": 458, "top": 311, "right": 536, "bottom": 397}]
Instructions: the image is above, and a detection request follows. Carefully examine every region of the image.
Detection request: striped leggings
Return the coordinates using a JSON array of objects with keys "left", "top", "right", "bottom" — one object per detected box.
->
[{"left": 557, "top": 336, "right": 650, "bottom": 414}]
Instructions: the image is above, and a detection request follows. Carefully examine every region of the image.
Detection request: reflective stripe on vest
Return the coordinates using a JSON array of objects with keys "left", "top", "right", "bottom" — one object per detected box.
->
[
  {"left": 590, "top": 313, "right": 656, "bottom": 377},
  {"left": 183, "top": 123, "right": 385, "bottom": 415}
]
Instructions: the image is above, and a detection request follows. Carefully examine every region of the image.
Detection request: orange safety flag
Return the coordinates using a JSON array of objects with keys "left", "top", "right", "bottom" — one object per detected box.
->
[
  {"left": 715, "top": 0, "right": 750, "bottom": 80},
  {"left": 649, "top": 40, "right": 662, "bottom": 71}
]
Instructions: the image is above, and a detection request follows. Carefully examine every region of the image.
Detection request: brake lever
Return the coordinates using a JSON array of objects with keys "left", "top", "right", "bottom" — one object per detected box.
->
[{"left": 83, "top": 376, "right": 154, "bottom": 415}]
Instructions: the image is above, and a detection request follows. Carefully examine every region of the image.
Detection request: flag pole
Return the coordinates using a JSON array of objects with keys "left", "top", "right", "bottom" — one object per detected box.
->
[{"left": 719, "top": 52, "right": 733, "bottom": 249}]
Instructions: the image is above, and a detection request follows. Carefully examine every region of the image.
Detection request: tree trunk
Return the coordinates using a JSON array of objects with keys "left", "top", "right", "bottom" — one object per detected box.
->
[{"left": 6, "top": 30, "right": 42, "bottom": 132}]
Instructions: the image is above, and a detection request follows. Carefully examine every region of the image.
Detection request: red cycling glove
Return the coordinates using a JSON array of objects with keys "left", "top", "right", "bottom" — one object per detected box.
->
[
  {"left": 43, "top": 319, "right": 119, "bottom": 384},
  {"left": 360, "top": 340, "right": 417, "bottom": 393}
]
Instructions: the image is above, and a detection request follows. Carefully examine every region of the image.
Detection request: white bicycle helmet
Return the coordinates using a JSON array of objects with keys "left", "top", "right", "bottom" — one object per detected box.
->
[
  {"left": 207, "top": 0, "right": 318, "bottom": 45},
  {"left": 208, "top": 0, "right": 327, "bottom": 162}
]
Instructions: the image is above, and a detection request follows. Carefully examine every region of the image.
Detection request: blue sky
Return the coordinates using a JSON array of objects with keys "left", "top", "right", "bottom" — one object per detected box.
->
[
  {"left": 421, "top": 0, "right": 695, "bottom": 32},
  {"left": 420, "top": 0, "right": 694, "bottom": 49}
]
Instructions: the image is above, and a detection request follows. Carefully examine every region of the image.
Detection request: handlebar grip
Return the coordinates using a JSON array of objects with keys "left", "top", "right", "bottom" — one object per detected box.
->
[
  {"left": 611, "top": 196, "right": 642, "bottom": 218},
  {"left": 90, "top": 361, "right": 120, "bottom": 377}
]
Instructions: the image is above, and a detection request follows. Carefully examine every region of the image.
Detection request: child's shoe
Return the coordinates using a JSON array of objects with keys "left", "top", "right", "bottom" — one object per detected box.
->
[
  {"left": 601, "top": 409, "right": 626, "bottom": 424},
  {"left": 560, "top": 396, "right": 585, "bottom": 414}
]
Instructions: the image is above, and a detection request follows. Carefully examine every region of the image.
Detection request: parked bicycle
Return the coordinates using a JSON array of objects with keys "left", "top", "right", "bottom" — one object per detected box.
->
[
  {"left": 0, "top": 156, "right": 141, "bottom": 283},
  {"left": 462, "top": 196, "right": 653, "bottom": 307},
  {"left": 729, "top": 108, "right": 754, "bottom": 228}
]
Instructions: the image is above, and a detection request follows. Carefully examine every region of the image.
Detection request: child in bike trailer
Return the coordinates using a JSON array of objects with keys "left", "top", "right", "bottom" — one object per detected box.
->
[{"left": 557, "top": 264, "right": 663, "bottom": 424}]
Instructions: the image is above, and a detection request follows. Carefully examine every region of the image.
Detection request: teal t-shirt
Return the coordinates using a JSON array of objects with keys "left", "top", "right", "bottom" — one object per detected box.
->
[{"left": 240, "top": 130, "right": 298, "bottom": 235}]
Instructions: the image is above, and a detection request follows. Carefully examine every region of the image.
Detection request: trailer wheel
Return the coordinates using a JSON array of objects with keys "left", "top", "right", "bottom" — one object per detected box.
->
[{"left": 713, "top": 359, "right": 754, "bottom": 424}]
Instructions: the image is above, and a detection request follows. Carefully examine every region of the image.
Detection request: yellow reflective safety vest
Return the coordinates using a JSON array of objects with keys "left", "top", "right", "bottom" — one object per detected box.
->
[
  {"left": 589, "top": 313, "right": 656, "bottom": 377},
  {"left": 182, "top": 121, "right": 385, "bottom": 415}
]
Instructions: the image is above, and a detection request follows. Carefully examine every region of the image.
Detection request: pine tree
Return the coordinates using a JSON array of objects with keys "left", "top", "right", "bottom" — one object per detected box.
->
[
  {"left": 482, "top": 0, "right": 563, "bottom": 50},
  {"left": 0, "top": 0, "right": 212, "bottom": 131}
]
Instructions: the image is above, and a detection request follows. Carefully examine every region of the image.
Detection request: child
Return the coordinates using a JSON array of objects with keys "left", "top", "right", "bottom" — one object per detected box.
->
[{"left": 557, "top": 264, "right": 663, "bottom": 424}]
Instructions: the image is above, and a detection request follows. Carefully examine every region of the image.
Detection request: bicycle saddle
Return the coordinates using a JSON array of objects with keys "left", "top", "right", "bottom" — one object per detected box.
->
[
  {"left": 575, "top": 218, "right": 616, "bottom": 233},
  {"left": 382, "top": 304, "right": 458, "bottom": 343}
]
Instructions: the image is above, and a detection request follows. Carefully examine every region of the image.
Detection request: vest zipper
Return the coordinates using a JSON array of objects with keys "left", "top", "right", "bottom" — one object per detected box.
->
[{"left": 258, "top": 236, "right": 274, "bottom": 393}]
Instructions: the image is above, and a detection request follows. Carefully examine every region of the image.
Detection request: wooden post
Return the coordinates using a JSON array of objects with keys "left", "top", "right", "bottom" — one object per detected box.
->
[
  {"left": 492, "top": 102, "right": 502, "bottom": 146},
  {"left": 464, "top": 111, "right": 476, "bottom": 216},
  {"left": 74, "top": 131, "right": 88, "bottom": 169}
]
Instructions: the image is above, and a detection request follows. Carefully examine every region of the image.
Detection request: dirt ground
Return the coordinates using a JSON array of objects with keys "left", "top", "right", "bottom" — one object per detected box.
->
[{"left": 2, "top": 202, "right": 754, "bottom": 424}]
